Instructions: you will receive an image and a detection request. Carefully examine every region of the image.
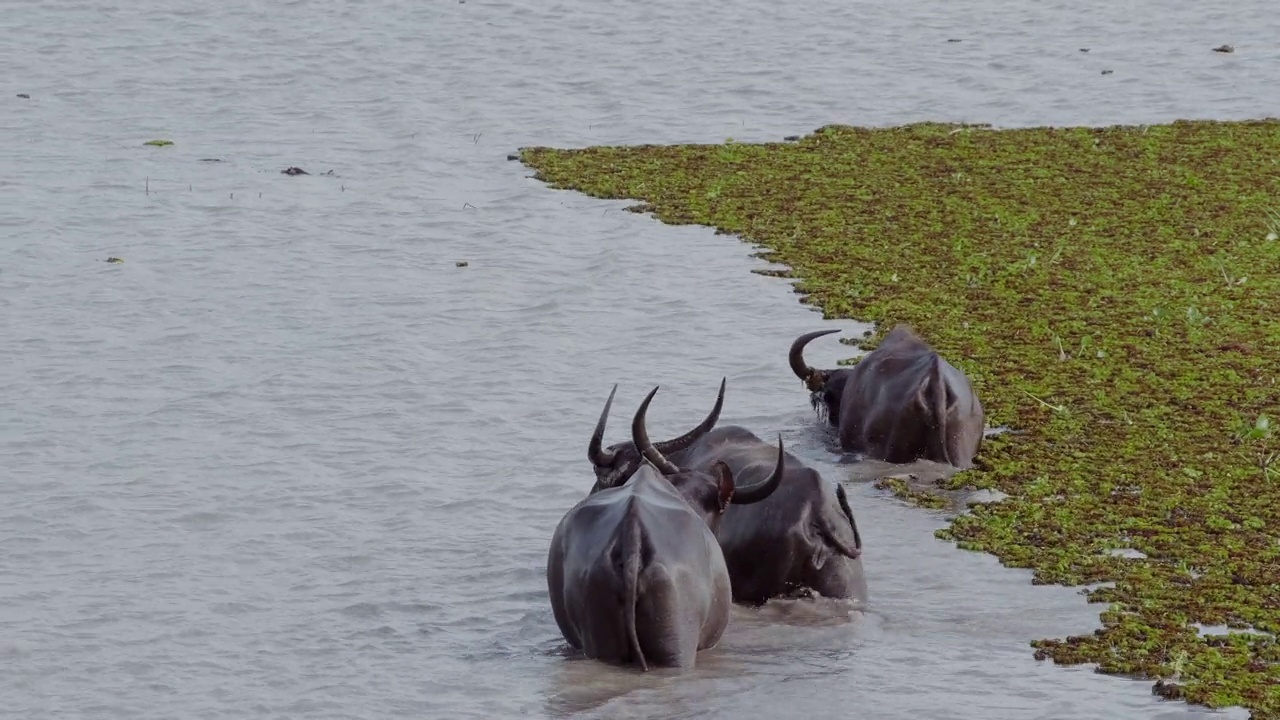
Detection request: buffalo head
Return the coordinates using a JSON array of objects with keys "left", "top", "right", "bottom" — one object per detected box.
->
[
  {"left": 631, "top": 385, "right": 784, "bottom": 531},
  {"left": 789, "top": 329, "right": 850, "bottom": 426},
  {"left": 587, "top": 379, "right": 725, "bottom": 492}
]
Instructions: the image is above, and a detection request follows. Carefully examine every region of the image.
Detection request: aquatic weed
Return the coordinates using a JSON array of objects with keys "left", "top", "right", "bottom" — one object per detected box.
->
[
  {"left": 873, "top": 475, "right": 948, "bottom": 509},
  {"left": 521, "top": 119, "right": 1280, "bottom": 718}
]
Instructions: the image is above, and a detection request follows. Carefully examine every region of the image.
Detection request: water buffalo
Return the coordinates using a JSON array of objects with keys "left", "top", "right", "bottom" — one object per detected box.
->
[
  {"left": 546, "top": 386, "right": 784, "bottom": 670},
  {"left": 789, "top": 325, "right": 985, "bottom": 469},
  {"left": 587, "top": 382, "right": 866, "bottom": 606}
]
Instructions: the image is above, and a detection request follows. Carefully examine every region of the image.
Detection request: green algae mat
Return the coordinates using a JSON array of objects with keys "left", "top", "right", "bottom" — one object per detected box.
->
[{"left": 520, "top": 120, "right": 1280, "bottom": 718}]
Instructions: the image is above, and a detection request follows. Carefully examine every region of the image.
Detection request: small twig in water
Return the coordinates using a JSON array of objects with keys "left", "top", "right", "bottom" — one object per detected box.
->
[
  {"left": 1259, "top": 452, "right": 1276, "bottom": 481},
  {"left": 472, "top": 133, "right": 482, "bottom": 144},
  {"left": 1263, "top": 208, "right": 1280, "bottom": 240},
  {"left": 145, "top": 177, "right": 149, "bottom": 195},
  {"left": 1023, "top": 390, "right": 1067, "bottom": 413},
  {"left": 463, "top": 202, "right": 476, "bottom": 209}
]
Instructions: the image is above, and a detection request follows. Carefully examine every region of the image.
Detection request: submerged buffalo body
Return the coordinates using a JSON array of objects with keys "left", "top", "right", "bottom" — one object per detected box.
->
[
  {"left": 789, "top": 325, "right": 984, "bottom": 469},
  {"left": 547, "top": 386, "right": 783, "bottom": 670},
  {"left": 587, "top": 380, "right": 866, "bottom": 606},
  {"left": 671, "top": 426, "right": 866, "bottom": 605}
]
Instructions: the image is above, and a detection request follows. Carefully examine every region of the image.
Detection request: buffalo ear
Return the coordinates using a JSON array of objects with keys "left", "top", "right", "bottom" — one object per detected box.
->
[{"left": 713, "top": 461, "right": 734, "bottom": 513}]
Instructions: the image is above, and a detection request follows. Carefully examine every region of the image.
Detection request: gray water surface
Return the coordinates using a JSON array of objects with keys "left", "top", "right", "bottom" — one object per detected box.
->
[{"left": 3, "top": 1, "right": 1276, "bottom": 718}]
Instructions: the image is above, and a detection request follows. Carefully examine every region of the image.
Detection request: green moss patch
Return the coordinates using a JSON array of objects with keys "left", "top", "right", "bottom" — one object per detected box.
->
[
  {"left": 873, "top": 473, "right": 949, "bottom": 509},
  {"left": 521, "top": 120, "right": 1280, "bottom": 718}
]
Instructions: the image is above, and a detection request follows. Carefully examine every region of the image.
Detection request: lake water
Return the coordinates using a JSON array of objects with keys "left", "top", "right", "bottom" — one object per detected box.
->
[{"left": 3, "top": 1, "right": 1276, "bottom": 718}]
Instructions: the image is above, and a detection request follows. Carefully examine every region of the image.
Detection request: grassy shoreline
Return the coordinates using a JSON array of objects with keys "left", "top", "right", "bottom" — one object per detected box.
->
[{"left": 521, "top": 119, "right": 1280, "bottom": 718}]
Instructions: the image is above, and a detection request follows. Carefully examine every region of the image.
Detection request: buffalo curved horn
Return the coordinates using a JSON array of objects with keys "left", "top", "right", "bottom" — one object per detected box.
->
[
  {"left": 789, "top": 329, "right": 841, "bottom": 384},
  {"left": 587, "top": 384, "right": 619, "bottom": 467},
  {"left": 631, "top": 386, "right": 681, "bottom": 476},
  {"left": 730, "top": 434, "right": 786, "bottom": 505},
  {"left": 653, "top": 377, "right": 726, "bottom": 454}
]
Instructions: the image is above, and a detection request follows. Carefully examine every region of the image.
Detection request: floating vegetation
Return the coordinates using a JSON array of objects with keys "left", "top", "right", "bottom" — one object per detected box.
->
[
  {"left": 143, "top": 139, "right": 173, "bottom": 147},
  {"left": 873, "top": 474, "right": 948, "bottom": 509},
  {"left": 105, "top": 257, "right": 123, "bottom": 264},
  {"left": 520, "top": 119, "right": 1280, "bottom": 717}
]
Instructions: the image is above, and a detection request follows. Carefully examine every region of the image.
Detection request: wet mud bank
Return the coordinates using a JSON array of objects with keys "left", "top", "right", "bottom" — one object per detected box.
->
[{"left": 520, "top": 119, "right": 1280, "bottom": 718}]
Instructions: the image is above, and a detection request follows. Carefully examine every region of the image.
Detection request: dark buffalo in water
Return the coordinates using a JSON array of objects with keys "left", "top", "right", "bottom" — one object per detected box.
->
[
  {"left": 546, "top": 386, "right": 784, "bottom": 670},
  {"left": 587, "top": 381, "right": 866, "bottom": 606},
  {"left": 789, "top": 325, "right": 985, "bottom": 469}
]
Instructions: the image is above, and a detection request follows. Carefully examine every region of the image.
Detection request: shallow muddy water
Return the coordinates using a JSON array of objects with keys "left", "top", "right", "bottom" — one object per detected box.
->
[{"left": 3, "top": 1, "right": 1276, "bottom": 718}]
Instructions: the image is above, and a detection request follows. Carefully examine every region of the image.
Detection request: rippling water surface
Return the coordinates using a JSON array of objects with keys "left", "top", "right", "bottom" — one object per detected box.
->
[{"left": 4, "top": 1, "right": 1277, "bottom": 718}]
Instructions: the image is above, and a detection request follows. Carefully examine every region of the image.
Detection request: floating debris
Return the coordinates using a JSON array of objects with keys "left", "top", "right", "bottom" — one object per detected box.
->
[
  {"left": 873, "top": 474, "right": 947, "bottom": 509},
  {"left": 964, "top": 488, "right": 1010, "bottom": 505},
  {"left": 281, "top": 166, "right": 309, "bottom": 176},
  {"left": 456, "top": 261, "right": 469, "bottom": 267},
  {"left": 144, "top": 139, "right": 174, "bottom": 147},
  {"left": 784, "top": 135, "right": 800, "bottom": 141},
  {"left": 17, "top": 93, "right": 30, "bottom": 99},
  {"left": 507, "top": 154, "right": 520, "bottom": 161},
  {"left": 1152, "top": 679, "right": 1185, "bottom": 700},
  {"left": 105, "top": 257, "right": 124, "bottom": 264},
  {"left": 1213, "top": 44, "right": 1235, "bottom": 53},
  {"left": 1101, "top": 69, "right": 1114, "bottom": 75},
  {"left": 946, "top": 38, "right": 962, "bottom": 43},
  {"left": 1079, "top": 48, "right": 1089, "bottom": 53},
  {"left": 199, "top": 158, "right": 223, "bottom": 163}
]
